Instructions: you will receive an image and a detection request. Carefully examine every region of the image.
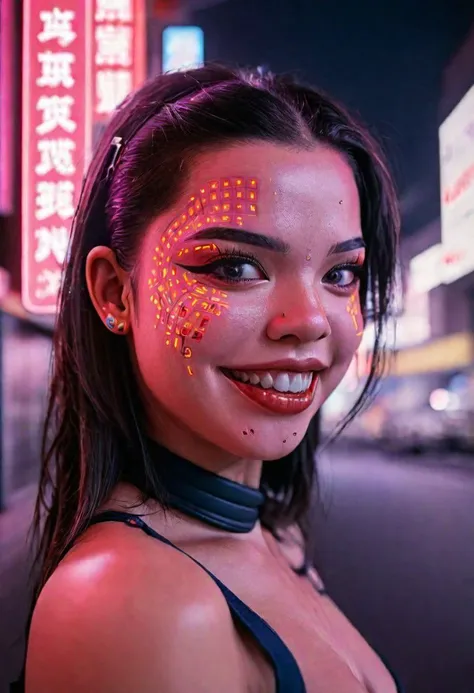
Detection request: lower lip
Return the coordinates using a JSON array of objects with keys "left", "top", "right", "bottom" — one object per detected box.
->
[{"left": 222, "top": 371, "right": 319, "bottom": 415}]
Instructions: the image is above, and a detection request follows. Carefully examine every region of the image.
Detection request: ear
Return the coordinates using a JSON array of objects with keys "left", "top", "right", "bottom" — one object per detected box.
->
[{"left": 85, "top": 246, "right": 132, "bottom": 334}]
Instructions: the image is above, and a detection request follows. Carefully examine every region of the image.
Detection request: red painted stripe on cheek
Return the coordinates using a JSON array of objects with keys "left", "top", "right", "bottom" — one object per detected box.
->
[{"left": 346, "top": 292, "right": 364, "bottom": 337}]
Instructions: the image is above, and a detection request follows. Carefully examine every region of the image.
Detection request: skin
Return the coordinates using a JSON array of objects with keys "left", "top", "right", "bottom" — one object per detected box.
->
[
  {"left": 26, "top": 142, "right": 397, "bottom": 693},
  {"left": 87, "top": 142, "right": 366, "bottom": 483}
]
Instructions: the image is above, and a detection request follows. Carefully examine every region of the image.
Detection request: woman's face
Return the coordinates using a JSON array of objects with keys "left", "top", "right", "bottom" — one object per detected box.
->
[{"left": 131, "top": 142, "right": 364, "bottom": 465}]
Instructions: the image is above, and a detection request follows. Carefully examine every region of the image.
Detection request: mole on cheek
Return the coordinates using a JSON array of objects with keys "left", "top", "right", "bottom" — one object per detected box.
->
[{"left": 148, "top": 177, "right": 259, "bottom": 376}]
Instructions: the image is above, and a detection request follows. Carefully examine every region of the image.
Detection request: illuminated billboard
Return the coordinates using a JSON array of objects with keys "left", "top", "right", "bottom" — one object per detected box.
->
[
  {"left": 21, "top": 0, "right": 146, "bottom": 314},
  {"left": 21, "top": 2, "right": 91, "bottom": 314},
  {"left": 0, "top": 0, "right": 14, "bottom": 213},
  {"left": 439, "top": 84, "right": 474, "bottom": 284},
  {"left": 162, "top": 26, "right": 204, "bottom": 73},
  {"left": 92, "top": 0, "right": 146, "bottom": 122}
]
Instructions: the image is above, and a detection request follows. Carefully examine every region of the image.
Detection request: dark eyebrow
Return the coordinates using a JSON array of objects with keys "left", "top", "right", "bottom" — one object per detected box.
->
[
  {"left": 328, "top": 237, "right": 366, "bottom": 255},
  {"left": 189, "top": 226, "right": 290, "bottom": 254}
]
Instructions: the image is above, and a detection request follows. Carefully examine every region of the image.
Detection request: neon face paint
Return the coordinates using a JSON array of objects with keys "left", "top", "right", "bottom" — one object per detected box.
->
[
  {"left": 346, "top": 292, "right": 364, "bottom": 337},
  {"left": 148, "top": 177, "right": 259, "bottom": 375}
]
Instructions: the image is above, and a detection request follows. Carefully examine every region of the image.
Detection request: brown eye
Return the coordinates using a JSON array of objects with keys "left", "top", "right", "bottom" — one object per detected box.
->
[
  {"left": 176, "top": 252, "right": 268, "bottom": 285},
  {"left": 211, "top": 260, "right": 263, "bottom": 282},
  {"left": 323, "top": 263, "right": 363, "bottom": 291},
  {"left": 325, "top": 268, "right": 356, "bottom": 287}
]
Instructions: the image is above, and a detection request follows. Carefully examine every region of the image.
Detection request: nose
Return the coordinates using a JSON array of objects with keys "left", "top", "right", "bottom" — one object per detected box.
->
[{"left": 266, "top": 285, "right": 331, "bottom": 344}]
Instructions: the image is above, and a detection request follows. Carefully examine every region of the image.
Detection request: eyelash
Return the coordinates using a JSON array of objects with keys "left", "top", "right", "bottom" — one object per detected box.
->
[
  {"left": 323, "top": 262, "right": 365, "bottom": 292},
  {"left": 177, "top": 246, "right": 268, "bottom": 284},
  {"left": 176, "top": 247, "right": 365, "bottom": 289}
]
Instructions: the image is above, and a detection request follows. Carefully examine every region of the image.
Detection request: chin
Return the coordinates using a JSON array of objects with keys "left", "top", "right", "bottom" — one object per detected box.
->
[
  {"left": 214, "top": 414, "right": 312, "bottom": 462},
  {"left": 206, "top": 379, "right": 325, "bottom": 461}
]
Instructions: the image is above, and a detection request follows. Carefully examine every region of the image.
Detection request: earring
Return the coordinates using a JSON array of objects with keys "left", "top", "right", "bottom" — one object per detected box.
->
[{"left": 105, "top": 313, "right": 126, "bottom": 333}]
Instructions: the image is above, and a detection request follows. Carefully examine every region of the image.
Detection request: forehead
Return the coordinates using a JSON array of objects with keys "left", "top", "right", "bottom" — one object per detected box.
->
[{"left": 179, "top": 142, "right": 361, "bottom": 235}]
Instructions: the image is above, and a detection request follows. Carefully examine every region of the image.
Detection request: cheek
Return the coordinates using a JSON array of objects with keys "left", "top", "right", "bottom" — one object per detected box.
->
[
  {"left": 137, "top": 256, "right": 232, "bottom": 376},
  {"left": 133, "top": 279, "right": 259, "bottom": 380}
]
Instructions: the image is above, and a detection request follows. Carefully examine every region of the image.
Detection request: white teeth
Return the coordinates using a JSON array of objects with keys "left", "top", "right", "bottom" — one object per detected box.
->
[
  {"left": 273, "top": 372, "right": 290, "bottom": 393},
  {"left": 229, "top": 369, "right": 313, "bottom": 394},
  {"left": 290, "top": 373, "right": 303, "bottom": 393},
  {"left": 259, "top": 373, "right": 273, "bottom": 389},
  {"left": 233, "top": 370, "right": 249, "bottom": 382}
]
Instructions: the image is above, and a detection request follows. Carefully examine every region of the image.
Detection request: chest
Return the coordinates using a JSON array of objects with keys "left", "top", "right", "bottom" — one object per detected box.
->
[
  {"left": 240, "top": 567, "right": 370, "bottom": 693},
  {"left": 187, "top": 541, "right": 380, "bottom": 693}
]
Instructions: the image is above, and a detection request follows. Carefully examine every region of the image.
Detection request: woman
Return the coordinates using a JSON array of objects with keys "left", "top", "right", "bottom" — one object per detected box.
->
[{"left": 24, "top": 64, "right": 400, "bottom": 692}]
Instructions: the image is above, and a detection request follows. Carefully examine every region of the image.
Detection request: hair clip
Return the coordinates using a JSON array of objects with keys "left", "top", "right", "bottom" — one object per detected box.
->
[{"left": 105, "top": 136, "right": 123, "bottom": 181}]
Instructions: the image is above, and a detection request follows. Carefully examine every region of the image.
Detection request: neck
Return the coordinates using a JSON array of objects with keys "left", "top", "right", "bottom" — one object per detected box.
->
[
  {"left": 197, "top": 455, "right": 263, "bottom": 489},
  {"left": 132, "top": 437, "right": 266, "bottom": 534},
  {"left": 148, "top": 422, "right": 263, "bottom": 489}
]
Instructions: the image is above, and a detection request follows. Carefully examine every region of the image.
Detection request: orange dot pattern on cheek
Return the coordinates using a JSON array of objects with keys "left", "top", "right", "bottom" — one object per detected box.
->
[
  {"left": 346, "top": 293, "right": 364, "bottom": 337},
  {"left": 148, "top": 177, "right": 259, "bottom": 375}
]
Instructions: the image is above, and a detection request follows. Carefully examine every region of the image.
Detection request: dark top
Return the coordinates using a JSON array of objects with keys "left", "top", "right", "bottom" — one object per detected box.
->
[{"left": 87, "top": 510, "right": 404, "bottom": 693}]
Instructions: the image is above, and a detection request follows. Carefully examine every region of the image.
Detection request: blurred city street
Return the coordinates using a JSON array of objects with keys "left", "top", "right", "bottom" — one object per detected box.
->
[
  {"left": 316, "top": 443, "right": 474, "bottom": 693},
  {"left": 1, "top": 442, "right": 473, "bottom": 693}
]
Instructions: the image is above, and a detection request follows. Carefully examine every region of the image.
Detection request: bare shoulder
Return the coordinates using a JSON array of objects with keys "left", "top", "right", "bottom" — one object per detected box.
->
[{"left": 26, "top": 521, "right": 244, "bottom": 693}]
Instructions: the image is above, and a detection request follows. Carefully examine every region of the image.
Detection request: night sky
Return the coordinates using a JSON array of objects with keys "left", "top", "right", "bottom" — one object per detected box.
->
[{"left": 191, "top": 0, "right": 474, "bottom": 236}]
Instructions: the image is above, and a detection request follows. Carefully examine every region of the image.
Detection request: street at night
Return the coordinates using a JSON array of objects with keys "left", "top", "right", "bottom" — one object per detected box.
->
[{"left": 315, "top": 443, "right": 474, "bottom": 693}]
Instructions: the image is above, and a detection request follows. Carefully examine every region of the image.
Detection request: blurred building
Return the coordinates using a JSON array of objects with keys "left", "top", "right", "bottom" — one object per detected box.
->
[
  {"left": 0, "top": 0, "right": 148, "bottom": 509},
  {"left": 324, "top": 24, "right": 474, "bottom": 452}
]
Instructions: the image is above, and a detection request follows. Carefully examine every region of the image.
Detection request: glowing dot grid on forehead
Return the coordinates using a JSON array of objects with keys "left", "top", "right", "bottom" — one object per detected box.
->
[{"left": 148, "top": 177, "right": 259, "bottom": 376}]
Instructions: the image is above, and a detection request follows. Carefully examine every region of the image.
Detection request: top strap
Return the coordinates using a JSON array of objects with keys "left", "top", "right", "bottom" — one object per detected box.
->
[{"left": 89, "top": 510, "right": 306, "bottom": 693}]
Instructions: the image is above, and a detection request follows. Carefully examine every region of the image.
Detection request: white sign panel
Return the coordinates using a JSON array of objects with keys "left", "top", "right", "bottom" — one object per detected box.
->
[
  {"left": 162, "top": 26, "right": 204, "bottom": 73},
  {"left": 439, "top": 84, "right": 474, "bottom": 283},
  {"left": 409, "top": 243, "right": 444, "bottom": 294}
]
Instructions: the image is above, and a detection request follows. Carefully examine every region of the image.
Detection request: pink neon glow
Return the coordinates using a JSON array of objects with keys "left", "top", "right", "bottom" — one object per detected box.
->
[
  {"left": 21, "top": 1, "right": 92, "bottom": 314},
  {"left": 21, "top": 1, "right": 146, "bottom": 314},
  {"left": 0, "top": 0, "right": 14, "bottom": 213},
  {"left": 91, "top": 0, "right": 146, "bottom": 123}
]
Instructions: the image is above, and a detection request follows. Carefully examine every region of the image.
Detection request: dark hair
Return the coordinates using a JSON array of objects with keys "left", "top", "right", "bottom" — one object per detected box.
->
[{"left": 31, "top": 64, "right": 399, "bottom": 602}]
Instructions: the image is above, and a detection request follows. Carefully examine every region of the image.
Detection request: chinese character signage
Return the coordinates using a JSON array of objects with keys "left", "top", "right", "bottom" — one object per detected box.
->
[
  {"left": 0, "top": 0, "right": 14, "bottom": 214},
  {"left": 22, "top": 0, "right": 146, "bottom": 314},
  {"left": 22, "top": 2, "right": 89, "bottom": 313},
  {"left": 93, "top": 0, "right": 145, "bottom": 120}
]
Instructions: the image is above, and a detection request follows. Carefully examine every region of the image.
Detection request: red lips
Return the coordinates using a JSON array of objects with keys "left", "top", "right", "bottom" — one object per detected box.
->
[{"left": 223, "top": 371, "right": 319, "bottom": 415}]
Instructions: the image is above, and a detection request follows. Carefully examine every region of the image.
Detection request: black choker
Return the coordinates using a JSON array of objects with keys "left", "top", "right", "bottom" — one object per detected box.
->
[{"left": 145, "top": 440, "right": 265, "bottom": 533}]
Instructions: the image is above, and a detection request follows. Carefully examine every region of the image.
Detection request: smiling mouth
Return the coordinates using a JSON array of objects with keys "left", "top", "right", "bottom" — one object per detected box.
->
[{"left": 221, "top": 368, "right": 319, "bottom": 415}]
